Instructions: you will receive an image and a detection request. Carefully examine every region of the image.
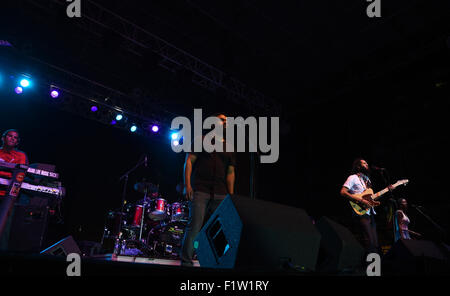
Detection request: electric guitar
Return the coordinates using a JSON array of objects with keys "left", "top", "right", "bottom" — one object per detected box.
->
[{"left": 349, "top": 179, "right": 409, "bottom": 216}]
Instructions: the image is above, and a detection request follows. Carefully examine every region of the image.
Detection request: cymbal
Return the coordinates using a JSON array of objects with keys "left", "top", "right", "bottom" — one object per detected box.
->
[{"left": 134, "top": 181, "right": 158, "bottom": 193}]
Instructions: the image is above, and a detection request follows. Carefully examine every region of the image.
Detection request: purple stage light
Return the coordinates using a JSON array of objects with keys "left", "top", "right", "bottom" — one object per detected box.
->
[
  {"left": 50, "top": 90, "right": 59, "bottom": 98},
  {"left": 15, "top": 86, "right": 23, "bottom": 94},
  {"left": 151, "top": 125, "right": 159, "bottom": 133},
  {"left": 110, "top": 120, "right": 117, "bottom": 125},
  {"left": 91, "top": 106, "right": 98, "bottom": 112}
]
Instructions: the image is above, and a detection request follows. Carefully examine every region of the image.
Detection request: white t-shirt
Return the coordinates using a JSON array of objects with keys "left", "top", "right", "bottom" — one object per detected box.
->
[{"left": 343, "top": 174, "right": 376, "bottom": 215}]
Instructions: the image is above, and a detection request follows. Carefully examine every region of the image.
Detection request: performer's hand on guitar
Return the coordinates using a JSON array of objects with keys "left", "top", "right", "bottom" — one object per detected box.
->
[
  {"left": 359, "top": 195, "right": 380, "bottom": 208},
  {"left": 183, "top": 184, "right": 194, "bottom": 201}
]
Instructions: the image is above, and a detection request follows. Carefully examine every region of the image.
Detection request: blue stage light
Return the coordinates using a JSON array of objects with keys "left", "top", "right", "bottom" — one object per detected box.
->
[{"left": 19, "top": 78, "right": 30, "bottom": 88}]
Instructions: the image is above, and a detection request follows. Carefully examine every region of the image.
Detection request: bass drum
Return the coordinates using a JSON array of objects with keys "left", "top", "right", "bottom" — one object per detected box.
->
[{"left": 146, "top": 221, "right": 186, "bottom": 258}]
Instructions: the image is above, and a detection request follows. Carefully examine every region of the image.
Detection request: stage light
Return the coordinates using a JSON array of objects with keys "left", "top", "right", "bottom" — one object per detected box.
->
[
  {"left": 50, "top": 90, "right": 59, "bottom": 98},
  {"left": 171, "top": 132, "right": 179, "bottom": 140},
  {"left": 14, "top": 86, "right": 23, "bottom": 94},
  {"left": 110, "top": 120, "right": 117, "bottom": 125},
  {"left": 116, "top": 114, "right": 123, "bottom": 121},
  {"left": 130, "top": 125, "right": 137, "bottom": 132},
  {"left": 173, "top": 140, "right": 179, "bottom": 146},
  {"left": 19, "top": 79, "right": 30, "bottom": 88},
  {"left": 91, "top": 106, "right": 98, "bottom": 112},
  {"left": 151, "top": 125, "right": 159, "bottom": 133}
]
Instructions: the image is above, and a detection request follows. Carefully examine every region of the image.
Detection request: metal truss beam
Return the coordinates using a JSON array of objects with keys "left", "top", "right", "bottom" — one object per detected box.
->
[{"left": 26, "top": 0, "right": 281, "bottom": 115}]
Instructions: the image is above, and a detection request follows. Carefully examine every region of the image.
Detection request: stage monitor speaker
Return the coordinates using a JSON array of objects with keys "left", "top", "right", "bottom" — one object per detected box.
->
[
  {"left": 40, "top": 236, "right": 81, "bottom": 257},
  {"left": 194, "top": 195, "right": 321, "bottom": 271},
  {"left": 315, "top": 216, "right": 365, "bottom": 273},
  {"left": 382, "top": 239, "right": 450, "bottom": 275},
  {"left": 8, "top": 200, "right": 49, "bottom": 253}
]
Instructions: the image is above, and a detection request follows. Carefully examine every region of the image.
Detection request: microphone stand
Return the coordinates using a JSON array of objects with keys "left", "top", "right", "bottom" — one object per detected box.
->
[
  {"left": 413, "top": 205, "right": 447, "bottom": 241},
  {"left": 377, "top": 168, "right": 397, "bottom": 243},
  {"left": 117, "top": 155, "right": 146, "bottom": 242}
]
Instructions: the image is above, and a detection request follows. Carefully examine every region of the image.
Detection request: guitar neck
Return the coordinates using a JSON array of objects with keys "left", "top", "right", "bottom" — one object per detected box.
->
[{"left": 372, "top": 187, "right": 390, "bottom": 200}]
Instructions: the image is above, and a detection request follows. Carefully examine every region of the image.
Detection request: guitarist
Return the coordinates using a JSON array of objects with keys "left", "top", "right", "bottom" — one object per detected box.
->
[{"left": 340, "top": 158, "right": 392, "bottom": 254}]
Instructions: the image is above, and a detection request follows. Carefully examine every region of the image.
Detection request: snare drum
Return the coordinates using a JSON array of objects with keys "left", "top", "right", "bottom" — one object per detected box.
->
[{"left": 149, "top": 198, "right": 168, "bottom": 220}]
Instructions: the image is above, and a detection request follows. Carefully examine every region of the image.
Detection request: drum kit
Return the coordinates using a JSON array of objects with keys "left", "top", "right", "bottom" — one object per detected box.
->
[{"left": 101, "top": 180, "right": 189, "bottom": 259}]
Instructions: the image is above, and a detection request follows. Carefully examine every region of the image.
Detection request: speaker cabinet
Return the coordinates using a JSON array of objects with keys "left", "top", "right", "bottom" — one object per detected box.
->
[
  {"left": 382, "top": 239, "right": 450, "bottom": 275},
  {"left": 315, "top": 216, "right": 365, "bottom": 273},
  {"left": 194, "top": 195, "right": 321, "bottom": 270},
  {"left": 40, "top": 236, "right": 81, "bottom": 257},
  {"left": 8, "top": 201, "right": 49, "bottom": 253}
]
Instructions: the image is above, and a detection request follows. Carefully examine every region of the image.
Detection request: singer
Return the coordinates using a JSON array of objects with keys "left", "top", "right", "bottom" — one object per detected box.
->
[
  {"left": 180, "top": 113, "right": 236, "bottom": 267},
  {"left": 394, "top": 198, "right": 422, "bottom": 241}
]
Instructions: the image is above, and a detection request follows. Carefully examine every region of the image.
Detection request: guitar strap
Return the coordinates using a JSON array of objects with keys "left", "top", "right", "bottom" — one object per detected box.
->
[{"left": 358, "top": 173, "right": 375, "bottom": 214}]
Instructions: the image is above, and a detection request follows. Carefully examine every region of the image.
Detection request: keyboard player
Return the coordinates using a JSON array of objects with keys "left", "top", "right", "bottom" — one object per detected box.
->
[{"left": 0, "top": 129, "right": 29, "bottom": 250}]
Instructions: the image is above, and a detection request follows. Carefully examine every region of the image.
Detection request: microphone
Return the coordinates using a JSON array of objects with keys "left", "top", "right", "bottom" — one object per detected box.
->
[{"left": 371, "top": 165, "right": 386, "bottom": 171}]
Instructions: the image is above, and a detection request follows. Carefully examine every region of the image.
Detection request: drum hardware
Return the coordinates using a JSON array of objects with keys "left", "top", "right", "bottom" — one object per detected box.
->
[
  {"left": 104, "top": 165, "right": 190, "bottom": 258},
  {"left": 117, "top": 155, "right": 149, "bottom": 246}
]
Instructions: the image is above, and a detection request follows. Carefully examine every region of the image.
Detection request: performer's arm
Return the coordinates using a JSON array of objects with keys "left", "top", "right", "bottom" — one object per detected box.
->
[
  {"left": 183, "top": 153, "right": 196, "bottom": 200},
  {"left": 340, "top": 186, "right": 374, "bottom": 208},
  {"left": 397, "top": 211, "right": 405, "bottom": 239},
  {"left": 226, "top": 165, "right": 235, "bottom": 195}
]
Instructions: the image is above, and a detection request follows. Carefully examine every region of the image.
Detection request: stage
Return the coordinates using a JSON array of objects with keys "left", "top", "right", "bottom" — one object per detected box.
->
[{"left": 1, "top": 1, "right": 450, "bottom": 285}]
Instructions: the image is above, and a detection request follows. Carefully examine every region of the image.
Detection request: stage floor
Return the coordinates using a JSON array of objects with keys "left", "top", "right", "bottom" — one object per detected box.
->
[{"left": 109, "top": 254, "right": 200, "bottom": 267}]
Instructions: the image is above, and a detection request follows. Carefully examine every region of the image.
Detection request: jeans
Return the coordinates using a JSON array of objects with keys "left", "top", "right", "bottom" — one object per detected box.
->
[
  {"left": 180, "top": 191, "right": 227, "bottom": 266},
  {"left": 355, "top": 214, "right": 379, "bottom": 254}
]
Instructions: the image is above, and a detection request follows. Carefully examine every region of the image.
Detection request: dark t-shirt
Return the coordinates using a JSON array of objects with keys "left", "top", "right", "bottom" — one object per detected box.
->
[{"left": 190, "top": 142, "right": 236, "bottom": 195}]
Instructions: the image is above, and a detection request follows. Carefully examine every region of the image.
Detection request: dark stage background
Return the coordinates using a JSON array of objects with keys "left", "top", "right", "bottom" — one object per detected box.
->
[
  {"left": 1, "top": 77, "right": 449, "bottom": 246},
  {"left": 1, "top": 0, "right": 449, "bottom": 248}
]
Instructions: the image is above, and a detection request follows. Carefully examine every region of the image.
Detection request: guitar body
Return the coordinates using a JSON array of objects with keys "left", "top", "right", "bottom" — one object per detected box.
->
[
  {"left": 347, "top": 179, "right": 409, "bottom": 216},
  {"left": 349, "top": 188, "right": 375, "bottom": 216}
]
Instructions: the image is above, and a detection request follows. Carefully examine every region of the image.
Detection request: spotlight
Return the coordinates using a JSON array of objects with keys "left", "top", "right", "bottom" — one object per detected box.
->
[
  {"left": 110, "top": 120, "right": 117, "bottom": 125},
  {"left": 171, "top": 132, "right": 179, "bottom": 140},
  {"left": 151, "top": 125, "right": 159, "bottom": 133},
  {"left": 173, "top": 140, "right": 179, "bottom": 146},
  {"left": 130, "top": 125, "right": 137, "bottom": 132},
  {"left": 91, "top": 106, "right": 98, "bottom": 112},
  {"left": 50, "top": 90, "right": 60, "bottom": 98},
  {"left": 116, "top": 114, "right": 123, "bottom": 121},
  {"left": 15, "top": 86, "right": 23, "bottom": 94},
  {"left": 19, "top": 78, "right": 30, "bottom": 88}
]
